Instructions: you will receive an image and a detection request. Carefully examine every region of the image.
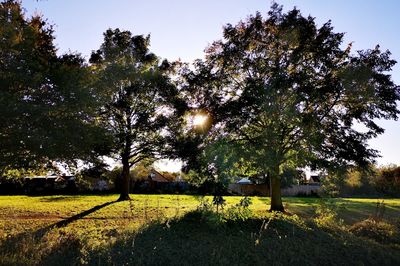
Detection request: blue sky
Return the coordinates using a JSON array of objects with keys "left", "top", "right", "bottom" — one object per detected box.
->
[{"left": 21, "top": 0, "right": 400, "bottom": 166}]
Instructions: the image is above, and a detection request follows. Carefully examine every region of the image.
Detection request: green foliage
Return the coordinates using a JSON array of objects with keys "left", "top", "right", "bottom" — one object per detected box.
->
[
  {"left": 90, "top": 29, "right": 181, "bottom": 165},
  {"left": 131, "top": 159, "right": 154, "bottom": 181},
  {"left": 101, "top": 167, "right": 123, "bottom": 182},
  {"left": 78, "top": 162, "right": 110, "bottom": 180},
  {"left": 0, "top": 167, "right": 50, "bottom": 194},
  {"left": 321, "top": 165, "right": 400, "bottom": 197},
  {"left": 0, "top": 1, "right": 108, "bottom": 170},
  {"left": 371, "top": 200, "right": 386, "bottom": 221},
  {"left": 314, "top": 199, "right": 344, "bottom": 228},
  {"left": 90, "top": 28, "right": 183, "bottom": 199},
  {"left": 193, "top": 196, "right": 254, "bottom": 225},
  {"left": 74, "top": 175, "right": 93, "bottom": 192},
  {"left": 1, "top": 167, "right": 46, "bottom": 181},
  {"left": 375, "top": 165, "right": 400, "bottom": 196},
  {"left": 338, "top": 166, "right": 378, "bottom": 196},
  {"left": 239, "top": 196, "right": 252, "bottom": 208},
  {"left": 194, "top": 198, "right": 225, "bottom": 226},
  {"left": 183, "top": 3, "right": 399, "bottom": 211},
  {"left": 179, "top": 139, "right": 242, "bottom": 193},
  {"left": 212, "top": 195, "right": 226, "bottom": 212},
  {"left": 322, "top": 169, "right": 353, "bottom": 197},
  {"left": 350, "top": 219, "right": 400, "bottom": 245},
  {"left": 225, "top": 197, "right": 253, "bottom": 221},
  {"left": 280, "top": 168, "right": 306, "bottom": 188}
]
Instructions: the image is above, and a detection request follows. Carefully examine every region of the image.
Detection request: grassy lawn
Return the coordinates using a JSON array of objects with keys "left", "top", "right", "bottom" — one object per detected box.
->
[{"left": 0, "top": 195, "right": 399, "bottom": 265}]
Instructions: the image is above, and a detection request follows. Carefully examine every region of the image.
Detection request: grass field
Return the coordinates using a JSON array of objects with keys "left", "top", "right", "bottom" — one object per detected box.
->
[{"left": 1, "top": 195, "right": 400, "bottom": 265}]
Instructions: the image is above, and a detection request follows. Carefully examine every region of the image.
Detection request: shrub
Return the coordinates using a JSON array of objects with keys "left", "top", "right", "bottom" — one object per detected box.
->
[
  {"left": 225, "top": 197, "right": 253, "bottom": 222},
  {"left": 193, "top": 196, "right": 254, "bottom": 226},
  {"left": 74, "top": 175, "right": 93, "bottom": 192},
  {"left": 321, "top": 172, "right": 344, "bottom": 197},
  {"left": 314, "top": 199, "right": 344, "bottom": 228},
  {"left": 212, "top": 195, "right": 226, "bottom": 212},
  {"left": 193, "top": 198, "right": 224, "bottom": 226},
  {"left": 375, "top": 165, "right": 400, "bottom": 196},
  {"left": 349, "top": 219, "right": 399, "bottom": 245},
  {"left": 370, "top": 200, "right": 386, "bottom": 221},
  {"left": 0, "top": 168, "right": 47, "bottom": 194}
]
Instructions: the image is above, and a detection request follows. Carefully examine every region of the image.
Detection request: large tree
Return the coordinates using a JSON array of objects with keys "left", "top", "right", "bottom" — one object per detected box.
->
[
  {"left": 0, "top": 0, "right": 106, "bottom": 173},
  {"left": 90, "top": 29, "right": 183, "bottom": 201},
  {"left": 188, "top": 5, "right": 399, "bottom": 211}
]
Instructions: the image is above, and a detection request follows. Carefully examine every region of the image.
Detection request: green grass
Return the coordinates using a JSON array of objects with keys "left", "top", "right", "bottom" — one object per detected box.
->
[{"left": 0, "top": 195, "right": 399, "bottom": 265}]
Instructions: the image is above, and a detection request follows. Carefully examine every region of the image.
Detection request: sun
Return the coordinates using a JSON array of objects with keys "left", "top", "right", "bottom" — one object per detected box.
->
[{"left": 192, "top": 114, "right": 208, "bottom": 127}]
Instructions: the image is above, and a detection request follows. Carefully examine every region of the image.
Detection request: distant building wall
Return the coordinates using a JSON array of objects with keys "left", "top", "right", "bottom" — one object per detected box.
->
[
  {"left": 229, "top": 184, "right": 321, "bottom": 197},
  {"left": 228, "top": 184, "right": 269, "bottom": 196},
  {"left": 281, "top": 184, "right": 321, "bottom": 196}
]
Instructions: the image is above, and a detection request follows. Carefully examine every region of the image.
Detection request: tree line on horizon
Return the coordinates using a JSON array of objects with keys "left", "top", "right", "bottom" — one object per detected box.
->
[{"left": 1, "top": 0, "right": 399, "bottom": 211}]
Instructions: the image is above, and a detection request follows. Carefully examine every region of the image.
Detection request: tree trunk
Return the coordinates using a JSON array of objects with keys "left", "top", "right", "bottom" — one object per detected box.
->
[
  {"left": 118, "top": 156, "right": 131, "bottom": 201},
  {"left": 270, "top": 173, "right": 284, "bottom": 212}
]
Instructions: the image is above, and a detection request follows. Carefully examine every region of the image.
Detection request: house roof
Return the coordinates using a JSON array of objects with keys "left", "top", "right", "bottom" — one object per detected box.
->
[
  {"left": 149, "top": 170, "right": 170, "bottom": 183},
  {"left": 310, "top": 175, "right": 321, "bottom": 183},
  {"left": 237, "top": 178, "right": 252, "bottom": 184},
  {"left": 24, "top": 174, "right": 75, "bottom": 182}
]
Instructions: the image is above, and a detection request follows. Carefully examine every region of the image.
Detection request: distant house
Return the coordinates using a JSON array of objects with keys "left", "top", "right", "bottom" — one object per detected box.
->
[
  {"left": 228, "top": 177, "right": 269, "bottom": 196},
  {"left": 228, "top": 172, "right": 323, "bottom": 197},
  {"left": 148, "top": 169, "right": 171, "bottom": 189},
  {"left": 24, "top": 174, "right": 76, "bottom": 194},
  {"left": 135, "top": 169, "right": 188, "bottom": 193},
  {"left": 308, "top": 175, "right": 321, "bottom": 184},
  {"left": 236, "top": 178, "right": 252, "bottom": 185}
]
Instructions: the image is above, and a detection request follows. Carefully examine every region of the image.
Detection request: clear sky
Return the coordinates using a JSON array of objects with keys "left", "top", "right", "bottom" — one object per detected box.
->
[{"left": 21, "top": 0, "right": 400, "bottom": 167}]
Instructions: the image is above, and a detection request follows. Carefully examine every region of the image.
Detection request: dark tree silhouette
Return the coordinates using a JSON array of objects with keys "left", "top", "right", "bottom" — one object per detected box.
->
[
  {"left": 90, "top": 29, "right": 183, "bottom": 201},
  {"left": 0, "top": 0, "right": 107, "bottom": 172},
  {"left": 187, "top": 4, "right": 399, "bottom": 211}
]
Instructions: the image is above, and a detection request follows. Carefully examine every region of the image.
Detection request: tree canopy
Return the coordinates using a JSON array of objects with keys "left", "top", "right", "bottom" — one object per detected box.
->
[
  {"left": 184, "top": 4, "right": 399, "bottom": 211},
  {"left": 1, "top": 1, "right": 399, "bottom": 210},
  {"left": 0, "top": 0, "right": 107, "bottom": 172},
  {"left": 90, "top": 28, "right": 184, "bottom": 200}
]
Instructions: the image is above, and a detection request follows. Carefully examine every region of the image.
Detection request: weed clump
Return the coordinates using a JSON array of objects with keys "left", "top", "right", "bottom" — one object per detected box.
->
[
  {"left": 349, "top": 200, "right": 399, "bottom": 245},
  {"left": 189, "top": 196, "right": 254, "bottom": 227},
  {"left": 225, "top": 196, "right": 253, "bottom": 222},
  {"left": 349, "top": 219, "right": 399, "bottom": 245},
  {"left": 314, "top": 199, "right": 344, "bottom": 229},
  {"left": 194, "top": 197, "right": 224, "bottom": 226}
]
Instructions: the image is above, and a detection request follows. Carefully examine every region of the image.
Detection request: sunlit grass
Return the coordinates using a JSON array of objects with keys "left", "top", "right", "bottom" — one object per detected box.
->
[
  {"left": 0, "top": 195, "right": 399, "bottom": 265},
  {"left": 1, "top": 195, "right": 399, "bottom": 236}
]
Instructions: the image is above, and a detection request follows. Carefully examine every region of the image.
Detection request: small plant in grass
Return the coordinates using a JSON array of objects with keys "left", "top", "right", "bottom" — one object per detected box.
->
[
  {"left": 195, "top": 197, "right": 224, "bottom": 226},
  {"left": 212, "top": 195, "right": 226, "bottom": 213},
  {"left": 197, "top": 197, "right": 213, "bottom": 212},
  {"left": 195, "top": 196, "right": 254, "bottom": 224},
  {"left": 174, "top": 194, "right": 180, "bottom": 217},
  {"left": 225, "top": 196, "right": 253, "bottom": 222},
  {"left": 143, "top": 196, "right": 149, "bottom": 222},
  {"left": 314, "top": 199, "right": 344, "bottom": 228},
  {"left": 156, "top": 197, "right": 161, "bottom": 221},
  {"left": 128, "top": 198, "right": 135, "bottom": 221},
  {"left": 238, "top": 196, "right": 252, "bottom": 208},
  {"left": 370, "top": 199, "right": 385, "bottom": 221}
]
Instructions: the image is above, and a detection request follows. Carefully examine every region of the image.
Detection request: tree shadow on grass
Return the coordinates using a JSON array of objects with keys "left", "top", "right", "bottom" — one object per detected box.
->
[
  {"left": 50, "top": 200, "right": 116, "bottom": 228},
  {"left": 0, "top": 200, "right": 116, "bottom": 266},
  {"left": 38, "top": 195, "right": 85, "bottom": 202},
  {"left": 83, "top": 211, "right": 400, "bottom": 266},
  {"left": 3, "top": 205, "right": 400, "bottom": 266}
]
